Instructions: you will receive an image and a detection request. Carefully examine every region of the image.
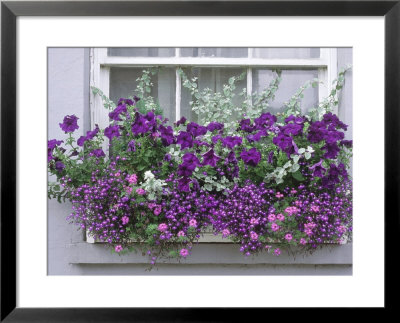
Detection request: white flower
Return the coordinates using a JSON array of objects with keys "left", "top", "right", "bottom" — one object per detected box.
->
[{"left": 144, "top": 171, "right": 155, "bottom": 180}]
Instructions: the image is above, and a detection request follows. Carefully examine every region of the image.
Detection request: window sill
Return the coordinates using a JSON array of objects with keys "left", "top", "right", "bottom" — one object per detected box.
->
[{"left": 68, "top": 242, "right": 352, "bottom": 265}]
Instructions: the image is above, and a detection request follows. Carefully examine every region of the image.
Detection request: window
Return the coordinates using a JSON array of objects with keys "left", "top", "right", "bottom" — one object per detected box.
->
[{"left": 88, "top": 47, "right": 344, "bottom": 243}]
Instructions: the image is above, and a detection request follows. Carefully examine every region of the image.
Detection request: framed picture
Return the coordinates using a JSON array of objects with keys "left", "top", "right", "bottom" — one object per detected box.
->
[{"left": 1, "top": 0, "right": 397, "bottom": 320}]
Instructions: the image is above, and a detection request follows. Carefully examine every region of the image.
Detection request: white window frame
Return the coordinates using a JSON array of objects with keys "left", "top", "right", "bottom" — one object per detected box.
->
[{"left": 87, "top": 47, "right": 338, "bottom": 244}]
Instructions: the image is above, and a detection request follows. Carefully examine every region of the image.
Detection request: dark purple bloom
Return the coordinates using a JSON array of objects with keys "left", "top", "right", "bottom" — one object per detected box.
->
[
  {"left": 178, "top": 177, "right": 191, "bottom": 192},
  {"left": 194, "top": 140, "right": 211, "bottom": 148},
  {"left": 90, "top": 149, "right": 106, "bottom": 158},
  {"left": 159, "top": 125, "right": 175, "bottom": 146},
  {"left": 118, "top": 97, "right": 138, "bottom": 106},
  {"left": 240, "top": 148, "right": 262, "bottom": 166},
  {"left": 187, "top": 122, "right": 207, "bottom": 138},
  {"left": 321, "top": 163, "right": 343, "bottom": 189},
  {"left": 55, "top": 161, "right": 65, "bottom": 172},
  {"left": 307, "top": 121, "right": 328, "bottom": 143},
  {"left": 77, "top": 125, "right": 100, "bottom": 147},
  {"left": 268, "top": 151, "right": 274, "bottom": 164},
  {"left": 48, "top": 139, "right": 63, "bottom": 150},
  {"left": 246, "top": 130, "right": 267, "bottom": 143},
  {"left": 69, "top": 150, "right": 79, "bottom": 157},
  {"left": 239, "top": 118, "right": 255, "bottom": 133},
  {"left": 127, "top": 140, "right": 136, "bottom": 152},
  {"left": 280, "top": 123, "right": 303, "bottom": 136},
  {"left": 222, "top": 136, "right": 242, "bottom": 149},
  {"left": 273, "top": 134, "right": 299, "bottom": 156},
  {"left": 104, "top": 125, "right": 121, "bottom": 140},
  {"left": 202, "top": 149, "right": 220, "bottom": 167},
  {"left": 164, "top": 153, "right": 171, "bottom": 162},
  {"left": 225, "top": 151, "right": 237, "bottom": 164},
  {"left": 59, "top": 115, "right": 79, "bottom": 133},
  {"left": 323, "top": 112, "right": 348, "bottom": 130},
  {"left": 109, "top": 104, "right": 127, "bottom": 121},
  {"left": 48, "top": 139, "right": 63, "bottom": 162},
  {"left": 254, "top": 112, "right": 277, "bottom": 130},
  {"left": 309, "top": 159, "right": 326, "bottom": 177},
  {"left": 285, "top": 115, "right": 304, "bottom": 124},
  {"left": 207, "top": 122, "right": 224, "bottom": 132},
  {"left": 212, "top": 135, "right": 223, "bottom": 144},
  {"left": 176, "top": 131, "right": 194, "bottom": 150},
  {"left": 131, "top": 116, "right": 149, "bottom": 135},
  {"left": 175, "top": 116, "right": 187, "bottom": 127},
  {"left": 87, "top": 125, "right": 100, "bottom": 140},
  {"left": 340, "top": 139, "right": 353, "bottom": 148},
  {"left": 77, "top": 136, "right": 87, "bottom": 147},
  {"left": 322, "top": 142, "right": 340, "bottom": 159},
  {"left": 178, "top": 153, "right": 199, "bottom": 177}
]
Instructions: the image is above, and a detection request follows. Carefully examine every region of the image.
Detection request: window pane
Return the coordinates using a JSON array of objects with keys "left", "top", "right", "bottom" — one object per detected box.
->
[
  {"left": 180, "top": 48, "right": 248, "bottom": 58},
  {"left": 109, "top": 67, "right": 176, "bottom": 123},
  {"left": 252, "top": 69, "right": 319, "bottom": 114},
  {"left": 108, "top": 48, "right": 175, "bottom": 57},
  {"left": 181, "top": 68, "right": 247, "bottom": 124},
  {"left": 253, "top": 48, "right": 320, "bottom": 59}
]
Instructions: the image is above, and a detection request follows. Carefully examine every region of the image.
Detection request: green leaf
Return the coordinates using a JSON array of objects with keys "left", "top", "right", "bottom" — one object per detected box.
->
[{"left": 292, "top": 171, "right": 305, "bottom": 181}]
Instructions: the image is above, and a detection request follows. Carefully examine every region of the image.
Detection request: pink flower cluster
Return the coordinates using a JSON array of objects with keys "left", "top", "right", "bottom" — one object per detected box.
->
[
  {"left": 304, "top": 222, "right": 317, "bottom": 236},
  {"left": 284, "top": 206, "right": 299, "bottom": 216}
]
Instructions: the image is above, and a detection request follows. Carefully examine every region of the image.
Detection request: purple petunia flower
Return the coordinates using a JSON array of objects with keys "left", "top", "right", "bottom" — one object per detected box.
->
[
  {"left": 59, "top": 115, "right": 79, "bottom": 133},
  {"left": 177, "top": 177, "right": 191, "bottom": 192},
  {"left": 55, "top": 161, "right": 65, "bottom": 172},
  {"left": 175, "top": 116, "right": 187, "bottom": 127},
  {"left": 254, "top": 112, "right": 277, "bottom": 130},
  {"left": 202, "top": 149, "right": 220, "bottom": 167},
  {"left": 207, "top": 122, "right": 224, "bottom": 132},
  {"left": 222, "top": 136, "right": 243, "bottom": 149},
  {"left": 48, "top": 139, "right": 63, "bottom": 162},
  {"left": 178, "top": 152, "right": 199, "bottom": 177},
  {"left": 309, "top": 159, "right": 326, "bottom": 177},
  {"left": 176, "top": 131, "right": 194, "bottom": 150},
  {"left": 238, "top": 118, "right": 255, "bottom": 133},
  {"left": 127, "top": 140, "right": 136, "bottom": 152},
  {"left": 246, "top": 130, "right": 267, "bottom": 143},
  {"left": 131, "top": 115, "right": 149, "bottom": 135},
  {"left": 118, "top": 97, "right": 139, "bottom": 106},
  {"left": 109, "top": 104, "right": 127, "bottom": 121},
  {"left": 240, "top": 148, "right": 262, "bottom": 166},
  {"left": 90, "top": 149, "right": 105, "bottom": 158},
  {"left": 186, "top": 122, "right": 207, "bottom": 138},
  {"left": 267, "top": 151, "right": 274, "bottom": 164},
  {"left": 104, "top": 125, "right": 121, "bottom": 140},
  {"left": 159, "top": 125, "right": 175, "bottom": 146}
]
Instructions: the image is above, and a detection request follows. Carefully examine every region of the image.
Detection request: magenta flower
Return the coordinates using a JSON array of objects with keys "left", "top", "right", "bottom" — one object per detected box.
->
[
  {"left": 271, "top": 223, "right": 280, "bottom": 232},
  {"left": 268, "top": 213, "right": 276, "bottom": 222},
  {"left": 250, "top": 231, "right": 258, "bottom": 241},
  {"left": 180, "top": 248, "right": 189, "bottom": 257},
  {"left": 115, "top": 245, "right": 123, "bottom": 253},
  {"left": 121, "top": 216, "right": 129, "bottom": 225},
  {"left": 274, "top": 248, "right": 281, "bottom": 256},
  {"left": 285, "top": 233, "right": 293, "bottom": 241},
  {"left": 158, "top": 223, "right": 168, "bottom": 232},
  {"left": 189, "top": 219, "right": 197, "bottom": 227},
  {"left": 136, "top": 188, "right": 146, "bottom": 195},
  {"left": 276, "top": 213, "right": 285, "bottom": 222},
  {"left": 222, "top": 229, "right": 230, "bottom": 238},
  {"left": 177, "top": 231, "right": 185, "bottom": 237}
]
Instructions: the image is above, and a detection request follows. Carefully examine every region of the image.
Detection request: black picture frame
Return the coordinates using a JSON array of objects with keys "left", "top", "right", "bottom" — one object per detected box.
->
[{"left": 1, "top": 0, "right": 398, "bottom": 321}]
